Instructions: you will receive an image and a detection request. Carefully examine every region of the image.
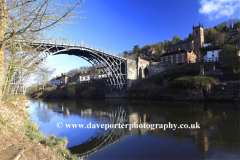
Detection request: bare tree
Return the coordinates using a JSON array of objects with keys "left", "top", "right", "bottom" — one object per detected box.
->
[
  {"left": 34, "top": 64, "right": 55, "bottom": 90},
  {"left": 0, "top": 0, "right": 84, "bottom": 100}
]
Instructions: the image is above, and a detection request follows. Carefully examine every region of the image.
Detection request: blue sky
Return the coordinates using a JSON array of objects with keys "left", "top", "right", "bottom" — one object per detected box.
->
[{"left": 45, "top": 0, "right": 240, "bottom": 77}]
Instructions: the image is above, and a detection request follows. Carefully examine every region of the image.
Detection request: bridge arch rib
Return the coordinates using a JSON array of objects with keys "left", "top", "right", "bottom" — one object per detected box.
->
[{"left": 8, "top": 41, "right": 129, "bottom": 94}]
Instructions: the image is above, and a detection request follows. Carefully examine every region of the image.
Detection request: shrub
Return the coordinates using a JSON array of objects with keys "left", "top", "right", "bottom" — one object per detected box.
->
[
  {"left": 75, "top": 83, "right": 91, "bottom": 93},
  {"left": 41, "top": 87, "right": 54, "bottom": 97},
  {"left": 66, "top": 86, "right": 76, "bottom": 97},
  {"left": 26, "top": 86, "right": 39, "bottom": 95},
  {"left": 41, "top": 135, "right": 68, "bottom": 148},
  {"left": 81, "top": 86, "right": 96, "bottom": 98},
  {"left": 25, "top": 120, "right": 39, "bottom": 132},
  {"left": 28, "top": 131, "right": 45, "bottom": 141},
  {"left": 168, "top": 76, "right": 219, "bottom": 91}
]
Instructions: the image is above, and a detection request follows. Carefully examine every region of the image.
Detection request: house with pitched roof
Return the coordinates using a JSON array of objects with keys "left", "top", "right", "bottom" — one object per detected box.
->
[
  {"left": 204, "top": 47, "right": 222, "bottom": 62},
  {"left": 159, "top": 49, "right": 197, "bottom": 63},
  {"left": 49, "top": 76, "right": 61, "bottom": 86}
]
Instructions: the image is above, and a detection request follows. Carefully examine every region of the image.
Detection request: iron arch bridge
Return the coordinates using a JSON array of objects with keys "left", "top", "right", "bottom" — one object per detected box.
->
[{"left": 8, "top": 40, "right": 133, "bottom": 95}]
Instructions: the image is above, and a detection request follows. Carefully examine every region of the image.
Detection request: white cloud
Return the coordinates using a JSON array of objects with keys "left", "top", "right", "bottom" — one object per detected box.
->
[{"left": 199, "top": 0, "right": 240, "bottom": 19}]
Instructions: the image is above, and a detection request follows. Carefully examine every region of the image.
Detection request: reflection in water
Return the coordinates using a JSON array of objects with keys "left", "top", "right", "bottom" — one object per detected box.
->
[{"left": 29, "top": 99, "right": 240, "bottom": 159}]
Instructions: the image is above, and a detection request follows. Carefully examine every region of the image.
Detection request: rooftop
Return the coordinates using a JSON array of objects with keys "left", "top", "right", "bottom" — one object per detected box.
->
[
  {"left": 171, "top": 39, "right": 193, "bottom": 46},
  {"left": 159, "top": 49, "right": 191, "bottom": 57},
  {"left": 207, "top": 46, "right": 221, "bottom": 51}
]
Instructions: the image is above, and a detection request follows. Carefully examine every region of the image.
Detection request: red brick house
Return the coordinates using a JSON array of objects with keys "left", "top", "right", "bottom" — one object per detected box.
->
[{"left": 159, "top": 49, "right": 197, "bottom": 63}]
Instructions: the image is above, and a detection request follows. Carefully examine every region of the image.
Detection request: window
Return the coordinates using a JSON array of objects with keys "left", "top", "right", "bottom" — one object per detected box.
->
[
  {"left": 212, "top": 50, "right": 214, "bottom": 53},
  {"left": 176, "top": 54, "right": 178, "bottom": 58},
  {"left": 212, "top": 54, "right": 214, "bottom": 57},
  {"left": 166, "top": 56, "right": 168, "bottom": 59},
  {"left": 170, "top": 55, "right": 173, "bottom": 58},
  {"left": 182, "top": 59, "right": 184, "bottom": 63},
  {"left": 161, "top": 57, "right": 163, "bottom": 60},
  {"left": 182, "top": 54, "right": 184, "bottom": 57},
  {"left": 171, "top": 60, "right": 173, "bottom": 63},
  {"left": 196, "top": 30, "right": 198, "bottom": 35}
]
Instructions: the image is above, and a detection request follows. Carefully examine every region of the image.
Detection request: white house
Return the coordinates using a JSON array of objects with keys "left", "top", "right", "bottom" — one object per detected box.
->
[
  {"left": 204, "top": 48, "right": 222, "bottom": 62},
  {"left": 79, "top": 75, "right": 91, "bottom": 83},
  {"left": 49, "top": 77, "right": 61, "bottom": 86}
]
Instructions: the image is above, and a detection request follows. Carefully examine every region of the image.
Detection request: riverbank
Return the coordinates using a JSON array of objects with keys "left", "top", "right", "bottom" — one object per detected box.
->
[
  {"left": 124, "top": 63, "right": 240, "bottom": 101},
  {"left": 27, "top": 64, "right": 240, "bottom": 101},
  {"left": 0, "top": 95, "right": 79, "bottom": 160},
  {"left": 27, "top": 80, "right": 106, "bottom": 99},
  {"left": 126, "top": 80, "right": 240, "bottom": 101}
]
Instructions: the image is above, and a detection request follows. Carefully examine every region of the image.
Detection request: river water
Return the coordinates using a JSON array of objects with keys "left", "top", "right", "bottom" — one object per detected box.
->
[{"left": 28, "top": 98, "right": 240, "bottom": 159}]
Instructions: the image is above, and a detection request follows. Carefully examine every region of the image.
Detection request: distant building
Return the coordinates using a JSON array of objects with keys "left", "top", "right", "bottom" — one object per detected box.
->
[
  {"left": 170, "top": 22, "right": 204, "bottom": 52},
  {"left": 142, "top": 47, "right": 156, "bottom": 57},
  {"left": 159, "top": 49, "right": 197, "bottom": 63},
  {"left": 49, "top": 70, "right": 108, "bottom": 87},
  {"left": 60, "top": 73, "right": 68, "bottom": 85},
  {"left": 141, "top": 55, "right": 158, "bottom": 62},
  {"left": 204, "top": 47, "right": 222, "bottom": 62},
  {"left": 79, "top": 75, "right": 90, "bottom": 83},
  {"left": 69, "top": 73, "right": 81, "bottom": 83},
  {"left": 49, "top": 76, "right": 61, "bottom": 86}
]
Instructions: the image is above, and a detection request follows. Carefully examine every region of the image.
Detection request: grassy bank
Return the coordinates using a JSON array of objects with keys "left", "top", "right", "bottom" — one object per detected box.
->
[
  {"left": 0, "top": 95, "right": 79, "bottom": 159},
  {"left": 128, "top": 75, "right": 220, "bottom": 100},
  {"left": 127, "top": 64, "right": 222, "bottom": 100},
  {"left": 27, "top": 80, "right": 106, "bottom": 99}
]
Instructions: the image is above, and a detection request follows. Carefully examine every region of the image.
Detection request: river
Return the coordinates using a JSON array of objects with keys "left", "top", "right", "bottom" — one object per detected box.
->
[{"left": 28, "top": 98, "right": 240, "bottom": 159}]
